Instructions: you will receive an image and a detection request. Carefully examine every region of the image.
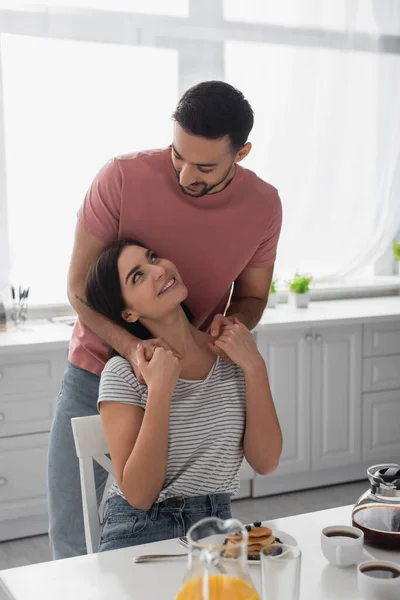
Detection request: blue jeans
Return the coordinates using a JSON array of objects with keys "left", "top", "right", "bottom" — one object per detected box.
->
[
  {"left": 99, "top": 493, "right": 232, "bottom": 552},
  {"left": 47, "top": 363, "right": 105, "bottom": 559}
]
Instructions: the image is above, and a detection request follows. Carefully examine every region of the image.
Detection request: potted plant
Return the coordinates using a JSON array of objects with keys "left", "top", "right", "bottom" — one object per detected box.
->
[
  {"left": 393, "top": 242, "right": 400, "bottom": 276},
  {"left": 287, "top": 273, "right": 312, "bottom": 308},
  {"left": 267, "top": 278, "right": 278, "bottom": 308}
]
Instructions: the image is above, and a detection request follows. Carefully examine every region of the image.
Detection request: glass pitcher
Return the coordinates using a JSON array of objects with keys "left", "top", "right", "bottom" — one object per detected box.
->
[
  {"left": 352, "top": 463, "right": 400, "bottom": 549},
  {"left": 175, "top": 516, "right": 260, "bottom": 600}
]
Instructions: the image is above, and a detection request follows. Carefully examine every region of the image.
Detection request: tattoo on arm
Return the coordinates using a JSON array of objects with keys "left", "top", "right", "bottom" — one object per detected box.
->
[{"left": 75, "top": 294, "right": 91, "bottom": 308}]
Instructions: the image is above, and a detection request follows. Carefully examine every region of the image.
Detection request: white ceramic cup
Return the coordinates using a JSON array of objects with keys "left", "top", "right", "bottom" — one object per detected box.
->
[
  {"left": 357, "top": 560, "right": 400, "bottom": 600},
  {"left": 321, "top": 525, "right": 364, "bottom": 567}
]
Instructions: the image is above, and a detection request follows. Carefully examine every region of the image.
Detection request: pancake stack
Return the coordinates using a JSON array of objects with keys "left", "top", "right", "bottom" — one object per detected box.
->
[{"left": 222, "top": 521, "right": 282, "bottom": 560}]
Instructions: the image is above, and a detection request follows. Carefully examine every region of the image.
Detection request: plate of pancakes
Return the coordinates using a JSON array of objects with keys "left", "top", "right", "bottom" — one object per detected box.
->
[{"left": 223, "top": 520, "right": 298, "bottom": 565}]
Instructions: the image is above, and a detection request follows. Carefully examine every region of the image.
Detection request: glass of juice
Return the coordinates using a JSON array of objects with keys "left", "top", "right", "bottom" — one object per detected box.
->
[{"left": 175, "top": 516, "right": 260, "bottom": 600}]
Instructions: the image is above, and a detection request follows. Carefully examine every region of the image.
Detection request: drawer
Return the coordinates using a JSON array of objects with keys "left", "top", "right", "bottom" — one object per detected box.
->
[
  {"left": 362, "top": 390, "right": 400, "bottom": 463},
  {"left": 0, "top": 351, "right": 65, "bottom": 394},
  {"left": 363, "top": 321, "right": 400, "bottom": 357},
  {"left": 0, "top": 433, "right": 49, "bottom": 511},
  {"left": 0, "top": 391, "right": 55, "bottom": 437},
  {"left": 363, "top": 355, "right": 400, "bottom": 392}
]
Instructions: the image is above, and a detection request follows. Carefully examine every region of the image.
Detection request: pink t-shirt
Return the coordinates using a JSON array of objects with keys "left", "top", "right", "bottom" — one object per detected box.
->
[{"left": 69, "top": 148, "right": 282, "bottom": 376}]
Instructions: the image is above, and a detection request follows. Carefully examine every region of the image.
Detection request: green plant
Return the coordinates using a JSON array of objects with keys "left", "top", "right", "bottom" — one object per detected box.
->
[
  {"left": 393, "top": 242, "right": 400, "bottom": 262},
  {"left": 270, "top": 278, "right": 278, "bottom": 294},
  {"left": 287, "top": 273, "right": 312, "bottom": 294}
]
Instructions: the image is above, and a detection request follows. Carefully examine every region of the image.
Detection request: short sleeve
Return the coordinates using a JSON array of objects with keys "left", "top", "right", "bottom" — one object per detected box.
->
[
  {"left": 97, "top": 358, "right": 143, "bottom": 411},
  {"left": 247, "top": 190, "right": 283, "bottom": 268},
  {"left": 77, "top": 158, "right": 122, "bottom": 244}
]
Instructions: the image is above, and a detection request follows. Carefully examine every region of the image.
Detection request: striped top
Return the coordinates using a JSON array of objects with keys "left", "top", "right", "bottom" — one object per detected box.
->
[{"left": 98, "top": 355, "right": 247, "bottom": 503}]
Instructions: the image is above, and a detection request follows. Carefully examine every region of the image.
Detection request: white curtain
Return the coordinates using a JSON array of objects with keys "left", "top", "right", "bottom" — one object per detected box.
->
[
  {"left": 1, "top": 0, "right": 400, "bottom": 305},
  {"left": 225, "top": 0, "right": 400, "bottom": 282}
]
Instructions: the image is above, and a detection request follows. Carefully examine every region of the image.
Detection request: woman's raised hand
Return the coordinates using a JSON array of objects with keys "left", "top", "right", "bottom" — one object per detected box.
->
[{"left": 135, "top": 344, "right": 181, "bottom": 395}]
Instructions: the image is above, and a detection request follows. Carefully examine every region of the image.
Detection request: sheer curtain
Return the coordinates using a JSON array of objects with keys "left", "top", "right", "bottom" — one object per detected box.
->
[
  {"left": 1, "top": 0, "right": 400, "bottom": 306},
  {"left": 224, "top": 0, "right": 400, "bottom": 282},
  {"left": 1, "top": 33, "right": 178, "bottom": 305}
]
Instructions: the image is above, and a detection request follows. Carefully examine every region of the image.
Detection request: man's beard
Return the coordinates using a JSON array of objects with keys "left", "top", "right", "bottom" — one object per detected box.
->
[{"left": 176, "top": 164, "right": 235, "bottom": 197}]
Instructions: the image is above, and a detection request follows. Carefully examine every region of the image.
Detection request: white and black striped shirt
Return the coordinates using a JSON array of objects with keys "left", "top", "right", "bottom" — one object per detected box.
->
[{"left": 98, "top": 355, "right": 246, "bottom": 502}]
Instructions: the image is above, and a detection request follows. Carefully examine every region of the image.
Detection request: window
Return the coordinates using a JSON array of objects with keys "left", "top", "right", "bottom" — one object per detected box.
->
[
  {"left": 2, "top": 34, "right": 178, "bottom": 304},
  {"left": 226, "top": 40, "right": 400, "bottom": 279},
  {"left": 1, "top": 1, "right": 399, "bottom": 307},
  {"left": 0, "top": 0, "right": 189, "bottom": 18},
  {"left": 223, "top": 0, "right": 400, "bottom": 36}
]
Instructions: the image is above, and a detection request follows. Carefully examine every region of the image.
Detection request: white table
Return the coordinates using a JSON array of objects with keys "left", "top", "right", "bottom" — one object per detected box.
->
[{"left": 1, "top": 505, "right": 399, "bottom": 600}]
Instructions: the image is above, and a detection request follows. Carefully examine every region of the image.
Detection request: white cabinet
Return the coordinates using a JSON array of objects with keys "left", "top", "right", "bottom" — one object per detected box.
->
[
  {"left": 253, "top": 324, "right": 363, "bottom": 497},
  {"left": 363, "top": 321, "right": 400, "bottom": 356},
  {"left": 362, "top": 390, "right": 400, "bottom": 462},
  {"left": 255, "top": 329, "right": 311, "bottom": 477},
  {"left": 362, "top": 319, "right": 400, "bottom": 464},
  {"left": 311, "top": 325, "right": 362, "bottom": 471},
  {"left": 0, "top": 348, "right": 67, "bottom": 541}
]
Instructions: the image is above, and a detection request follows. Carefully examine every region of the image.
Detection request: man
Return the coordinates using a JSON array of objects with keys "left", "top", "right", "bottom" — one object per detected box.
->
[{"left": 48, "top": 80, "right": 282, "bottom": 559}]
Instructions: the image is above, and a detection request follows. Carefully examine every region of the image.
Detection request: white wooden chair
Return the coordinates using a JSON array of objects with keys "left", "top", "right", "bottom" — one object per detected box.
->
[{"left": 71, "top": 415, "right": 115, "bottom": 553}]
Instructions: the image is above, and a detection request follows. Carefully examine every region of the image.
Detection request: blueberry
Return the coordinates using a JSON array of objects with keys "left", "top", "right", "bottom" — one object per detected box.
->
[
  {"left": 245, "top": 525, "right": 252, "bottom": 532},
  {"left": 271, "top": 546, "right": 283, "bottom": 556},
  {"left": 248, "top": 554, "right": 258, "bottom": 561},
  {"left": 275, "top": 537, "right": 283, "bottom": 544},
  {"left": 253, "top": 521, "right": 262, "bottom": 527}
]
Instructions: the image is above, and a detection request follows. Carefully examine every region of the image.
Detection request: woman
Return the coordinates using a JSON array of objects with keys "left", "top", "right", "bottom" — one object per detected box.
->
[{"left": 85, "top": 239, "right": 282, "bottom": 552}]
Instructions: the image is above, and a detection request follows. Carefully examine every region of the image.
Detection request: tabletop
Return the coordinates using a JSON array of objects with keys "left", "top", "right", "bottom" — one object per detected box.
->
[{"left": 1, "top": 504, "right": 399, "bottom": 600}]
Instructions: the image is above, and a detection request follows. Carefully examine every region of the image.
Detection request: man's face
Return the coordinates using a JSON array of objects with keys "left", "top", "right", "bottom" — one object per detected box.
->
[{"left": 171, "top": 123, "right": 237, "bottom": 197}]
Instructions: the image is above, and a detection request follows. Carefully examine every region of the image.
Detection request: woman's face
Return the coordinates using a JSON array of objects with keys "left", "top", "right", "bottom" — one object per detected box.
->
[{"left": 117, "top": 245, "right": 188, "bottom": 323}]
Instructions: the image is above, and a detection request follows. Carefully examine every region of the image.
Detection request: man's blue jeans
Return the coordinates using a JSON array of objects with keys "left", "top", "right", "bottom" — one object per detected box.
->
[{"left": 47, "top": 362, "right": 107, "bottom": 559}]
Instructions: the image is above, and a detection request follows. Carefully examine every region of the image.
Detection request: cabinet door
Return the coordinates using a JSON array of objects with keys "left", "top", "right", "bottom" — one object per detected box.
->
[
  {"left": 255, "top": 328, "right": 311, "bottom": 477},
  {"left": 362, "top": 390, "right": 400, "bottom": 463},
  {"left": 311, "top": 324, "right": 362, "bottom": 470},
  {"left": 0, "top": 433, "right": 49, "bottom": 527}
]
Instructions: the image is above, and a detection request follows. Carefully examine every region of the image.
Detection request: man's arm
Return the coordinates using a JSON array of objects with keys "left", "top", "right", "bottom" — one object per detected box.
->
[
  {"left": 226, "top": 264, "right": 274, "bottom": 330},
  {"left": 68, "top": 222, "right": 141, "bottom": 362}
]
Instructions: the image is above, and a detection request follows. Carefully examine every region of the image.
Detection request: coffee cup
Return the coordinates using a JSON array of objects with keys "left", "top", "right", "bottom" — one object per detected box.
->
[
  {"left": 321, "top": 525, "right": 364, "bottom": 567},
  {"left": 357, "top": 560, "right": 400, "bottom": 600}
]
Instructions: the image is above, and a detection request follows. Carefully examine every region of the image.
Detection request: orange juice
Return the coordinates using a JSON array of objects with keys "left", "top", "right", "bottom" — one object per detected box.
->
[{"left": 175, "top": 574, "right": 260, "bottom": 600}]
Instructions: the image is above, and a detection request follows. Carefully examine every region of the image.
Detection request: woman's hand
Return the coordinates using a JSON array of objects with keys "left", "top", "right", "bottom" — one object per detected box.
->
[
  {"left": 213, "top": 317, "right": 265, "bottom": 373},
  {"left": 127, "top": 338, "right": 183, "bottom": 384},
  {"left": 135, "top": 344, "right": 181, "bottom": 395}
]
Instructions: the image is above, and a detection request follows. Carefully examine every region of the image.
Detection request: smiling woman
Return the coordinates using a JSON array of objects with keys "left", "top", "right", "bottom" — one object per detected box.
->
[
  {"left": 81, "top": 238, "right": 282, "bottom": 553},
  {"left": 86, "top": 239, "right": 190, "bottom": 340}
]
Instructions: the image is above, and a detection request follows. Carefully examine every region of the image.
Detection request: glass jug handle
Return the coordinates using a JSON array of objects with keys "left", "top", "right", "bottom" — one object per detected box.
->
[{"left": 200, "top": 548, "right": 215, "bottom": 600}]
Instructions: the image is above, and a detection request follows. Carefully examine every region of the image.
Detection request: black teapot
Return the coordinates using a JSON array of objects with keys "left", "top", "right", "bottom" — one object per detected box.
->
[{"left": 352, "top": 464, "right": 400, "bottom": 549}]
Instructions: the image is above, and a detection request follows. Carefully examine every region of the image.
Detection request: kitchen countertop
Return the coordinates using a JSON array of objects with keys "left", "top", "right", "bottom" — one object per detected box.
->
[
  {"left": 0, "top": 320, "right": 72, "bottom": 355},
  {"left": 256, "top": 295, "right": 400, "bottom": 330},
  {"left": 0, "top": 296, "right": 399, "bottom": 354}
]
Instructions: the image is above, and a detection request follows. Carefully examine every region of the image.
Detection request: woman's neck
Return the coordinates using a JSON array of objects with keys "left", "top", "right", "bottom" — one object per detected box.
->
[{"left": 139, "top": 307, "right": 207, "bottom": 357}]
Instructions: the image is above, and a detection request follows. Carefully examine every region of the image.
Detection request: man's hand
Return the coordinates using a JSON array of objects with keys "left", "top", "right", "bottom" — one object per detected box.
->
[
  {"left": 213, "top": 317, "right": 265, "bottom": 373},
  {"left": 126, "top": 338, "right": 182, "bottom": 383},
  {"left": 208, "top": 314, "right": 240, "bottom": 361}
]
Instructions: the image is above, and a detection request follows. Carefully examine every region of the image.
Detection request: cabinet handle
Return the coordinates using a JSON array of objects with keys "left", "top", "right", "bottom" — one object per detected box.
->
[
  {"left": 0, "top": 413, "right": 4, "bottom": 422},
  {"left": 0, "top": 477, "right": 7, "bottom": 486},
  {"left": 315, "top": 334, "right": 322, "bottom": 342},
  {"left": 305, "top": 334, "right": 312, "bottom": 342}
]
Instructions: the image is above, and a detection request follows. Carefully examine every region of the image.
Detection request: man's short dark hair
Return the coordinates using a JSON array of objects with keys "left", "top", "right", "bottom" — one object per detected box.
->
[{"left": 172, "top": 81, "right": 254, "bottom": 152}]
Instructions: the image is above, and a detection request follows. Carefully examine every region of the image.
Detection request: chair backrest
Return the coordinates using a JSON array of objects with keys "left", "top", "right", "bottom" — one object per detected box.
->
[{"left": 71, "top": 415, "right": 115, "bottom": 553}]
